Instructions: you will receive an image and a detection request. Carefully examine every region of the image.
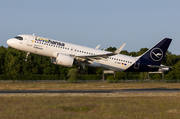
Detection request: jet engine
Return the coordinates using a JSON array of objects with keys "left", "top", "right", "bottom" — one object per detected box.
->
[{"left": 51, "top": 53, "right": 74, "bottom": 67}]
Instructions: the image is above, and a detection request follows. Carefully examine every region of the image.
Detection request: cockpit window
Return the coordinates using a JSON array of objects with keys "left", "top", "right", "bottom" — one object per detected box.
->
[{"left": 14, "top": 36, "right": 23, "bottom": 40}]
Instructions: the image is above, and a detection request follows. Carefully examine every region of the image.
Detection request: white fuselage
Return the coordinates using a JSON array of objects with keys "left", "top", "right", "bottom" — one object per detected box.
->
[{"left": 7, "top": 34, "right": 138, "bottom": 71}]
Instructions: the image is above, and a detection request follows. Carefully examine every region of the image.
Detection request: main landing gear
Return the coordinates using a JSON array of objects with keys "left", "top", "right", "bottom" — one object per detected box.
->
[
  {"left": 77, "top": 68, "right": 86, "bottom": 75},
  {"left": 76, "top": 63, "right": 86, "bottom": 75}
]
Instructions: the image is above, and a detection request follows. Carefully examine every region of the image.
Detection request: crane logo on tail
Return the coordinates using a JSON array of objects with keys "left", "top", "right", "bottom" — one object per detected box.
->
[{"left": 150, "top": 48, "right": 163, "bottom": 61}]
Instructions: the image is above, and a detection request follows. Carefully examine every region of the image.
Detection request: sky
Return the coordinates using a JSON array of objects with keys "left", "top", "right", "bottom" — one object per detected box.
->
[{"left": 0, "top": 0, "right": 180, "bottom": 55}]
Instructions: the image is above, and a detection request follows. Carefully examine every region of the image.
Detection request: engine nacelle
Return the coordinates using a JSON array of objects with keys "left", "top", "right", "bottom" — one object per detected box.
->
[{"left": 51, "top": 53, "right": 74, "bottom": 67}]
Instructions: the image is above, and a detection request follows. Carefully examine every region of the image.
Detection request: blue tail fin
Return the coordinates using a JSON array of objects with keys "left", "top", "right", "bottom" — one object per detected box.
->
[{"left": 140, "top": 38, "right": 172, "bottom": 65}]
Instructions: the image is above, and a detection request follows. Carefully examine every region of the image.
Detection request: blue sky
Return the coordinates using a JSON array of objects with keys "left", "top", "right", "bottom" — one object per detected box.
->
[{"left": 1, "top": 0, "right": 180, "bottom": 54}]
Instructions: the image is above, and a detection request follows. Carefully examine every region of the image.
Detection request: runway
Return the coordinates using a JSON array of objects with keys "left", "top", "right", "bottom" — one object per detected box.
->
[{"left": 0, "top": 89, "right": 180, "bottom": 93}]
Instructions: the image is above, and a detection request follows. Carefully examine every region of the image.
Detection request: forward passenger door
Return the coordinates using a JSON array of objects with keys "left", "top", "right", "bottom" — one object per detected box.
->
[{"left": 27, "top": 35, "right": 34, "bottom": 46}]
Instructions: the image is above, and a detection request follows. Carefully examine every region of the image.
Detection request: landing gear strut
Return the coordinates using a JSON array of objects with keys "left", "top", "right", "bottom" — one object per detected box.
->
[{"left": 76, "top": 63, "right": 86, "bottom": 75}]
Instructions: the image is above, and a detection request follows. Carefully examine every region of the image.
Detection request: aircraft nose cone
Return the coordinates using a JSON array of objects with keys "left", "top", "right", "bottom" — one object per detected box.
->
[
  {"left": 7, "top": 39, "right": 11, "bottom": 46},
  {"left": 7, "top": 39, "right": 14, "bottom": 46}
]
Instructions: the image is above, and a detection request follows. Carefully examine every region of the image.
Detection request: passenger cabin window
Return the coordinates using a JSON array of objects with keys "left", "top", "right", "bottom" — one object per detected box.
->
[{"left": 14, "top": 36, "right": 23, "bottom": 40}]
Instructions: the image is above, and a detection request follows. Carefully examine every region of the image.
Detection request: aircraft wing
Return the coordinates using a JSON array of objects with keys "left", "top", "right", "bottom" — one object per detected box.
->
[
  {"left": 74, "top": 53, "right": 113, "bottom": 64},
  {"left": 74, "top": 43, "right": 126, "bottom": 63}
]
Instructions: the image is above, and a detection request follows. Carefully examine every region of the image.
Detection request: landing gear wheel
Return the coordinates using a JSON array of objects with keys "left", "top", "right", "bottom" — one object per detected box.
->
[
  {"left": 76, "top": 63, "right": 86, "bottom": 74},
  {"left": 76, "top": 69, "right": 86, "bottom": 74},
  {"left": 80, "top": 69, "right": 86, "bottom": 75},
  {"left": 76, "top": 69, "right": 81, "bottom": 74}
]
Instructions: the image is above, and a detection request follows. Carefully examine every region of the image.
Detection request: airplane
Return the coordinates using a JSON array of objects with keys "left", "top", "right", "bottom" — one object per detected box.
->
[{"left": 7, "top": 34, "right": 172, "bottom": 74}]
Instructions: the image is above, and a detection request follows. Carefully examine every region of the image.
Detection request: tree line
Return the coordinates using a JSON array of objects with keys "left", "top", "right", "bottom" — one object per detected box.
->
[{"left": 0, "top": 46, "right": 180, "bottom": 80}]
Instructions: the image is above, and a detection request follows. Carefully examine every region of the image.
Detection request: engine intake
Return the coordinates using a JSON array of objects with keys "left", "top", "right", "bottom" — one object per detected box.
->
[{"left": 51, "top": 53, "right": 74, "bottom": 67}]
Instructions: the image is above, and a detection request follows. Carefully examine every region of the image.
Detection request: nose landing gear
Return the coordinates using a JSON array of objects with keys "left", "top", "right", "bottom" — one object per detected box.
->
[{"left": 25, "top": 52, "right": 30, "bottom": 61}]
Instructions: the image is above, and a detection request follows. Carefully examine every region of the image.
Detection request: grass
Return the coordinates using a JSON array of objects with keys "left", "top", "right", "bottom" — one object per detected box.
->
[
  {"left": 0, "top": 95, "right": 180, "bottom": 119},
  {"left": 0, "top": 82, "right": 180, "bottom": 90},
  {"left": 0, "top": 82, "right": 180, "bottom": 118}
]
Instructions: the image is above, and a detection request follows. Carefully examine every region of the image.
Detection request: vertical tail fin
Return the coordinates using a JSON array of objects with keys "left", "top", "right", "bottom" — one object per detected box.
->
[{"left": 139, "top": 38, "right": 172, "bottom": 65}]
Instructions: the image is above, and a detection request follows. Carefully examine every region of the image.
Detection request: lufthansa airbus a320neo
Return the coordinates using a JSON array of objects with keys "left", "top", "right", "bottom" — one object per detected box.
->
[{"left": 7, "top": 34, "right": 172, "bottom": 74}]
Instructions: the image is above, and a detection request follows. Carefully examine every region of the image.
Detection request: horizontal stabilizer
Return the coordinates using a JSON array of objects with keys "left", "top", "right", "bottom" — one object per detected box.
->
[{"left": 148, "top": 65, "right": 171, "bottom": 68}]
